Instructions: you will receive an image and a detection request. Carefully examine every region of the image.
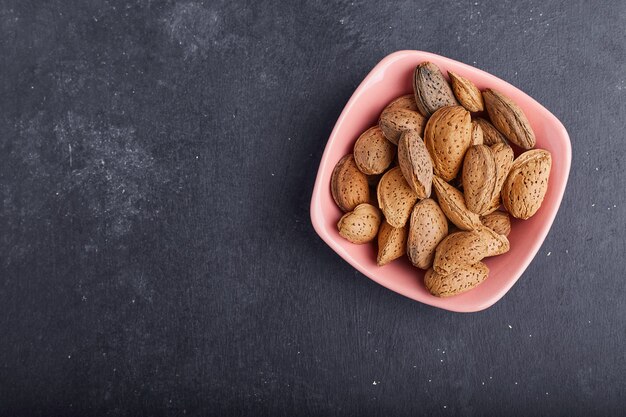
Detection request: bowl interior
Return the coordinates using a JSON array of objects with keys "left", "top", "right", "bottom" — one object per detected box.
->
[{"left": 310, "top": 51, "right": 571, "bottom": 312}]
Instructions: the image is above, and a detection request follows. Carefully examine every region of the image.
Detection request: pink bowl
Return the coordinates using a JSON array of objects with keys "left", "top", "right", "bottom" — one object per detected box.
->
[{"left": 310, "top": 50, "right": 571, "bottom": 312}]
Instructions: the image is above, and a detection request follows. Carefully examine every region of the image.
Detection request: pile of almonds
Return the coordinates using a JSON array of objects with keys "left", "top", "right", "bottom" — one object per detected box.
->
[{"left": 331, "top": 62, "right": 552, "bottom": 297}]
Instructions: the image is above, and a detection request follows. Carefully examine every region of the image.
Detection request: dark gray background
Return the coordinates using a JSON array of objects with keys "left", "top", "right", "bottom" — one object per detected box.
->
[{"left": 0, "top": 0, "right": 624, "bottom": 416}]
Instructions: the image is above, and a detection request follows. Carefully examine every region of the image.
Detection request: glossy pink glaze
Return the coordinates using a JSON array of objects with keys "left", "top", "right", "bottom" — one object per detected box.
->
[{"left": 310, "top": 51, "right": 571, "bottom": 312}]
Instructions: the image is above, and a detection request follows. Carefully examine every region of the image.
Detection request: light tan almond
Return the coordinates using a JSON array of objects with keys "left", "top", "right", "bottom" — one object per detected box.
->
[
  {"left": 384, "top": 94, "right": 419, "bottom": 112},
  {"left": 337, "top": 203, "right": 382, "bottom": 244},
  {"left": 448, "top": 71, "right": 484, "bottom": 112},
  {"left": 477, "top": 226, "right": 510, "bottom": 256},
  {"left": 407, "top": 199, "right": 448, "bottom": 269},
  {"left": 377, "top": 221, "right": 407, "bottom": 266},
  {"left": 413, "top": 62, "right": 459, "bottom": 117},
  {"left": 331, "top": 154, "right": 370, "bottom": 212},
  {"left": 474, "top": 117, "right": 506, "bottom": 146},
  {"left": 379, "top": 108, "right": 426, "bottom": 145},
  {"left": 425, "top": 262, "right": 489, "bottom": 297},
  {"left": 480, "top": 211, "right": 511, "bottom": 236},
  {"left": 424, "top": 106, "right": 472, "bottom": 181},
  {"left": 470, "top": 121, "right": 484, "bottom": 146},
  {"left": 502, "top": 149, "right": 552, "bottom": 219},
  {"left": 353, "top": 126, "right": 396, "bottom": 175},
  {"left": 483, "top": 88, "right": 536, "bottom": 149},
  {"left": 432, "top": 176, "right": 482, "bottom": 231},
  {"left": 485, "top": 142, "right": 514, "bottom": 213},
  {"left": 377, "top": 167, "right": 419, "bottom": 228},
  {"left": 397, "top": 130, "right": 433, "bottom": 199},
  {"left": 462, "top": 145, "right": 497, "bottom": 215},
  {"left": 433, "top": 231, "right": 489, "bottom": 275}
]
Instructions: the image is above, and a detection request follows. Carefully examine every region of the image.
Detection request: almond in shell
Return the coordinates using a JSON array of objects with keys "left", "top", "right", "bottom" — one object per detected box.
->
[
  {"left": 485, "top": 142, "right": 514, "bottom": 213},
  {"left": 413, "top": 62, "right": 459, "bottom": 117},
  {"left": 477, "top": 226, "right": 510, "bottom": 257},
  {"left": 470, "top": 121, "right": 484, "bottom": 146},
  {"left": 501, "top": 149, "right": 552, "bottom": 219},
  {"left": 377, "top": 221, "right": 407, "bottom": 266},
  {"left": 483, "top": 88, "right": 536, "bottom": 149},
  {"left": 474, "top": 117, "right": 506, "bottom": 146},
  {"left": 462, "top": 145, "right": 497, "bottom": 215},
  {"left": 331, "top": 154, "right": 370, "bottom": 212},
  {"left": 425, "top": 262, "right": 489, "bottom": 297},
  {"left": 448, "top": 71, "right": 484, "bottom": 112},
  {"left": 377, "top": 167, "right": 419, "bottom": 228},
  {"left": 353, "top": 126, "right": 396, "bottom": 175},
  {"left": 397, "top": 130, "right": 433, "bottom": 199},
  {"left": 337, "top": 203, "right": 382, "bottom": 244},
  {"left": 432, "top": 176, "right": 482, "bottom": 231},
  {"left": 407, "top": 199, "right": 448, "bottom": 269},
  {"left": 424, "top": 106, "right": 472, "bottom": 181},
  {"left": 433, "top": 231, "right": 488, "bottom": 275},
  {"left": 379, "top": 107, "right": 426, "bottom": 145},
  {"left": 480, "top": 211, "right": 511, "bottom": 236},
  {"left": 384, "top": 94, "right": 419, "bottom": 112}
]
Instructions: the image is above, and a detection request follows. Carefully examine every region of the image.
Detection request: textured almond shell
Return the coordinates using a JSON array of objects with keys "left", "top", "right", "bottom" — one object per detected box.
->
[
  {"left": 384, "top": 94, "right": 419, "bottom": 112},
  {"left": 470, "top": 121, "right": 484, "bottom": 146},
  {"left": 432, "top": 176, "right": 482, "bottom": 231},
  {"left": 477, "top": 226, "right": 510, "bottom": 257},
  {"left": 379, "top": 108, "right": 426, "bottom": 145},
  {"left": 337, "top": 203, "right": 382, "bottom": 244},
  {"left": 483, "top": 88, "right": 536, "bottom": 149},
  {"left": 353, "top": 126, "right": 396, "bottom": 175},
  {"left": 448, "top": 71, "right": 484, "bottom": 112},
  {"left": 485, "top": 142, "right": 514, "bottom": 213},
  {"left": 462, "top": 145, "right": 497, "bottom": 215},
  {"left": 377, "top": 221, "right": 407, "bottom": 266},
  {"left": 502, "top": 149, "right": 552, "bottom": 219},
  {"left": 331, "top": 154, "right": 370, "bottom": 212},
  {"left": 474, "top": 118, "right": 506, "bottom": 146},
  {"left": 480, "top": 211, "right": 511, "bottom": 236},
  {"left": 413, "top": 62, "right": 459, "bottom": 117},
  {"left": 424, "top": 106, "right": 472, "bottom": 181},
  {"left": 377, "top": 167, "right": 419, "bottom": 228},
  {"left": 433, "top": 231, "right": 488, "bottom": 275},
  {"left": 407, "top": 199, "right": 448, "bottom": 269},
  {"left": 397, "top": 130, "right": 433, "bottom": 199},
  {"left": 425, "top": 262, "right": 489, "bottom": 297}
]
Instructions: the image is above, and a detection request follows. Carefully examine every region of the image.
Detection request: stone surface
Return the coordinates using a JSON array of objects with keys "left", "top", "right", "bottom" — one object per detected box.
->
[{"left": 0, "top": 0, "right": 624, "bottom": 415}]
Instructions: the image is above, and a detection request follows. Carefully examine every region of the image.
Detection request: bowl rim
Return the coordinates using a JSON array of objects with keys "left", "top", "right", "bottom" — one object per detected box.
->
[{"left": 310, "top": 50, "right": 572, "bottom": 312}]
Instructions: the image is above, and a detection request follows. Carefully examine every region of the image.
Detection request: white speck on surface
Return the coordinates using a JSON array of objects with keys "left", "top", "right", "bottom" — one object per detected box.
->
[
  {"left": 546, "top": 392, "right": 549, "bottom": 395},
  {"left": 131, "top": 299, "right": 135, "bottom": 303},
  {"left": 372, "top": 381, "right": 377, "bottom": 385},
  {"left": 614, "top": 205, "right": 617, "bottom": 208},
  {"left": 440, "top": 359, "right": 444, "bottom": 363},
  {"left": 588, "top": 320, "right": 591, "bottom": 324},
  {"left": 565, "top": 249, "right": 569, "bottom": 254},
  {"left": 271, "top": 173, "right": 275, "bottom": 176},
  {"left": 508, "top": 324, "right": 513, "bottom": 329},
  {"left": 195, "top": 155, "right": 199, "bottom": 159},
  {"left": 81, "top": 295, "right": 87, "bottom": 301},
  {"left": 592, "top": 203, "right": 595, "bottom": 207},
  {"left": 547, "top": 252, "right": 551, "bottom": 256},
  {"left": 443, "top": 405, "right": 447, "bottom": 409},
  {"left": 428, "top": 379, "right": 431, "bottom": 382},
  {"left": 297, "top": 351, "right": 300, "bottom": 354},
  {"left": 595, "top": 167, "right": 599, "bottom": 171},
  {"left": 339, "top": 19, "right": 344, "bottom": 24},
  {"left": 490, "top": 376, "right": 492, "bottom": 379},
  {"left": 482, "top": 381, "right": 485, "bottom": 385},
  {"left": 68, "top": 143, "right": 73, "bottom": 167},
  {"left": 515, "top": 382, "right": 518, "bottom": 385},
  {"left": 68, "top": 355, "right": 71, "bottom": 359},
  {"left": 529, "top": 334, "right": 532, "bottom": 337}
]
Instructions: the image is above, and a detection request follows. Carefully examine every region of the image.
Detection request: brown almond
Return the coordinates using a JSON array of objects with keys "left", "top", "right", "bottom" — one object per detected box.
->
[
  {"left": 331, "top": 154, "right": 370, "bottom": 212},
  {"left": 502, "top": 149, "right": 552, "bottom": 219},
  {"left": 377, "top": 221, "right": 407, "bottom": 266},
  {"left": 480, "top": 211, "right": 511, "bottom": 236},
  {"left": 353, "top": 126, "right": 396, "bottom": 175},
  {"left": 474, "top": 117, "right": 506, "bottom": 146},
  {"left": 433, "top": 231, "right": 489, "bottom": 275},
  {"left": 424, "top": 106, "right": 472, "bottom": 181},
  {"left": 462, "top": 145, "right": 497, "bottom": 215},
  {"left": 407, "top": 199, "right": 448, "bottom": 269},
  {"left": 485, "top": 142, "right": 514, "bottom": 213},
  {"left": 397, "top": 130, "right": 433, "bottom": 199},
  {"left": 337, "top": 203, "right": 382, "bottom": 244},
  {"left": 425, "top": 262, "right": 489, "bottom": 297},
  {"left": 384, "top": 94, "right": 419, "bottom": 112},
  {"left": 448, "top": 71, "right": 484, "bottom": 112},
  {"left": 483, "top": 88, "right": 536, "bottom": 149},
  {"left": 432, "top": 176, "right": 482, "bottom": 231},
  {"left": 470, "top": 121, "right": 484, "bottom": 146},
  {"left": 477, "top": 226, "right": 510, "bottom": 257},
  {"left": 379, "top": 108, "right": 426, "bottom": 145},
  {"left": 413, "top": 62, "right": 459, "bottom": 117},
  {"left": 377, "top": 167, "right": 419, "bottom": 228}
]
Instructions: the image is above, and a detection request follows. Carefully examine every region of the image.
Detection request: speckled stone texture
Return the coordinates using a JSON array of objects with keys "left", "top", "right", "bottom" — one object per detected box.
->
[{"left": 0, "top": 0, "right": 625, "bottom": 416}]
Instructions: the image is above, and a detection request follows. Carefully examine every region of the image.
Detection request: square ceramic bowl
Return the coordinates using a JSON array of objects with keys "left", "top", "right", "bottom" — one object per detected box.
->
[{"left": 310, "top": 50, "right": 571, "bottom": 312}]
